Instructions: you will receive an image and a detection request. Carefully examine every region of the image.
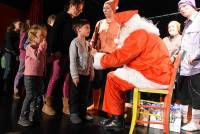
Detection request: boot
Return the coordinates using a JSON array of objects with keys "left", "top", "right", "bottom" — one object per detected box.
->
[
  {"left": 18, "top": 111, "right": 32, "bottom": 127},
  {"left": 62, "top": 97, "right": 70, "bottom": 115},
  {"left": 103, "top": 115, "right": 125, "bottom": 132},
  {"left": 42, "top": 96, "right": 56, "bottom": 116},
  {"left": 87, "top": 89, "right": 101, "bottom": 111}
]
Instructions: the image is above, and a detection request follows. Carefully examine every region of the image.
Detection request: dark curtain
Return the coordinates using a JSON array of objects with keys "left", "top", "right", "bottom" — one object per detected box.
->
[{"left": 28, "top": 0, "right": 43, "bottom": 24}]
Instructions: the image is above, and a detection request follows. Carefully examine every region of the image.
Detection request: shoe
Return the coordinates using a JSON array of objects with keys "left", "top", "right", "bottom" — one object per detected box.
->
[
  {"left": 29, "top": 109, "right": 40, "bottom": 123},
  {"left": 70, "top": 114, "right": 82, "bottom": 124},
  {"left": 18, "top": 112, "right": 32, "bottom": 127},
  {"left": 82, "top": 114, "right": 94, "bottom": 122},
  {"left": 86, "top": 115, "right": 93, "bottom": 120},
  {"left": 104, "top": 118, "right": 125, "bottom": 132},
  {"left": 99, "top": 118, "right": 113, "bottom": 126},
  {"left": 181, "top": 122, "right": 200, "bottom": 131}
]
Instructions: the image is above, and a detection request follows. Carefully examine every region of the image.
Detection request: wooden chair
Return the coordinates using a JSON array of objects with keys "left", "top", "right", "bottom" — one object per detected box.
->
[{"left": 129, "top": 52, "right": 182, "bottom": 134}]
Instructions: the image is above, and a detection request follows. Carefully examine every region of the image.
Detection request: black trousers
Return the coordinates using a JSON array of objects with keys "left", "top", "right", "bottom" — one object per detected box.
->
[
  {"left": 69, "top": 75, "right": 90, "bottom": 117},
  {"left": 3, "top": 52, "right": 18, "bottom": 93},
  {"left": 177, "top": 73, "right": 200, "bottom": 109}
]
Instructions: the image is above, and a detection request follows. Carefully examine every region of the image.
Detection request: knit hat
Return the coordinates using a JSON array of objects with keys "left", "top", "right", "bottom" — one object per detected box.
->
[
  {"left": 178, "top": 0, "right": 196, "bottom": 8},
  {"left": 104, "top": 0, "right": 119, "bottom": 12}
]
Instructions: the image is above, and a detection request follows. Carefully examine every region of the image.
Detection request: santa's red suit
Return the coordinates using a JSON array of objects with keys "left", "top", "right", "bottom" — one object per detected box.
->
[{"left": 93, "top": 10, "right": 174, "bottom": 115}]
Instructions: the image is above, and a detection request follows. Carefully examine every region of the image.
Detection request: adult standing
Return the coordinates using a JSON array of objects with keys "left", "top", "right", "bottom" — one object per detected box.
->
[
  {"left": 3, "top": 20, "right": 22, "bottom": 95},
  {"left": 42, "top": 0, "right": 84, "bottom": 115},
  {"left": 178, "top": 0, "right": 200, "bottom": 131},
  {"left": 88, "top": 0, "right": 120, "bottom": 111},
  {"left": 163, "top": 20, "right": 182, "bottom": 62}
]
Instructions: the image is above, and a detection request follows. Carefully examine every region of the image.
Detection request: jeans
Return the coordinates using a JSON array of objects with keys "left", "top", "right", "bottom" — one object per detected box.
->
[{"left": 21, "top": 76, "right": 43, "bottom": 113}]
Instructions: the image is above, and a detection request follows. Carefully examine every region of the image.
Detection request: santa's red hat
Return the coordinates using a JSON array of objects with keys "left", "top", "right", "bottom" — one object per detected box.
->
[{"left": 114, "top": 10, "right": 138, "bottom": 25}]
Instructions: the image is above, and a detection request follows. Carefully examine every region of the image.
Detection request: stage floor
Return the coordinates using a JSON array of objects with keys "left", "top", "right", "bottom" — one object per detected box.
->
[{"left": 0, "top": 96, "right": 199, "bottom": 134}]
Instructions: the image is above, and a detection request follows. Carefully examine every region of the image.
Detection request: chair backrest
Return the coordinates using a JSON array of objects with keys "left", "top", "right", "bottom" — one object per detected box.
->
[{"left": 168, "top": 51, "right": 182, "bottom": 92}]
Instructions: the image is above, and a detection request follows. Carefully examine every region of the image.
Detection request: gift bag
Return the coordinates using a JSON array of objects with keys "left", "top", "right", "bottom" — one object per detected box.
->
[{"left": 149, "top": 104, "right": 182, "bottom": 133}]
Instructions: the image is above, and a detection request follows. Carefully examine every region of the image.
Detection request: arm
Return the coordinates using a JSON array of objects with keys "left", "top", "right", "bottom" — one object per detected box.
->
[
  {"left": 69, "top": 40, "right": 79, "bottom": 80},
  {"left": 49, "top": 14, "right": 64, "bottom": 54},
  {"left": 26, "top": 42, "right": 46, "bottom": 60},
  {"left": 90, "top": 21, "right": 101, "bottom": 49},
  {"left": 93, "top": 30, "right": 147, "bottom": 69}
]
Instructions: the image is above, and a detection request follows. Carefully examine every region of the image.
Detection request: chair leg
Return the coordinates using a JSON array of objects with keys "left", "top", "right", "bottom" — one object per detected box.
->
[
  {"left": 163, "top": 97, "right": 170, "bottom": 134},
  {"left": 129, "top": 88, "right": 139, "bottom": 134}
]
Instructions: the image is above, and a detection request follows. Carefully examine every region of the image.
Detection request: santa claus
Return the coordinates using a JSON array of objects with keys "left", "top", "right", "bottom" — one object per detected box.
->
[{"left": 91, "top": 1, "right": 174, "bottom": 132}]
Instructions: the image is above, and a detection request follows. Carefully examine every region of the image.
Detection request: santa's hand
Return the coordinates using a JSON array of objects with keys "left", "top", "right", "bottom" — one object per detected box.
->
[{"left": 91, "top": 48, "right": 97, "bottom": 56}]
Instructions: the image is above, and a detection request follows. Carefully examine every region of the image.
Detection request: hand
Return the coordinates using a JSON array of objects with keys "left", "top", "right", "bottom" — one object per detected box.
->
[
  {"left": 54, "top": 51, "right": 62, "bottom": 59},
  {"left": 188, "top": 59, "right": 194, "bottom": 65},
  {"left": 188, "top": 55, "right": 194, "bottom": 65},
  {"left": 90, "top": 73, "right": 95, "bottom": 81},
  {"left": 40, "top": 40, "right": 47, "bottom": 49},
  {"left": 91, "top": 48, "right": 97, "bottom": 56},
  {"left": 170, "top": 55, "right": 177, "bottom": 63},
  {"left": 73, "top": 77, "right": 79, "bottom": 87}
]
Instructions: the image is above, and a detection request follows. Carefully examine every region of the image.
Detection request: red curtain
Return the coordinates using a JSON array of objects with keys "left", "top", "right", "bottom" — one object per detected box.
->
[
  {"left": 0, "top": 4, "right": 25, "bottom": 48},
  {"left": 28, "top": 0, "right": 43, "bottom": 24}
]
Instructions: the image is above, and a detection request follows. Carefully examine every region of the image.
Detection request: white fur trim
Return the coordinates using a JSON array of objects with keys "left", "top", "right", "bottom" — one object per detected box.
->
[
  {"left": 117, "top": 14, "right": 160, "bottom": 48},
  {"left": 93, "top": 52, "right": 106, "bottom": 70},
  {"left": 113, "top": 66, "right": 168, "bottom": 89}
]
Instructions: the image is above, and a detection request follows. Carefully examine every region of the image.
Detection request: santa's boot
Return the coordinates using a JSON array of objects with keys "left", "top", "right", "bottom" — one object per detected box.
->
[{"left": 102, "top": 115, "right": 125, "bottom": 132}]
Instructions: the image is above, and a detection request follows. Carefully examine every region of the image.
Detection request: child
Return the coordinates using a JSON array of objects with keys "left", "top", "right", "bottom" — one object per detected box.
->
[
  {"left": 18, "top": 25, "right": 47, "bottom": 126},
  {"left": 69, "top": 19, "right": 94, "bottom": 124},
  {"left": 13, "top": 20, "right": 31, "bottom": 100}
]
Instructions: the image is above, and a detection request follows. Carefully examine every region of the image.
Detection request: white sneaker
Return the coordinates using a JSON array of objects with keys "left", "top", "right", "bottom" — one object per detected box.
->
[{"left": 181, "top": 122, "right": 200, "bottom": 131}]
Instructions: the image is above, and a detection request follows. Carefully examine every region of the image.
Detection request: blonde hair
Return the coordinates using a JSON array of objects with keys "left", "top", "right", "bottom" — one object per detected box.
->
[
  {"left": 28, "top": 24, "right": 42, "bottom": 42},
  {"left": 168, "top": 20, "right": 181, "bottom": 33}
]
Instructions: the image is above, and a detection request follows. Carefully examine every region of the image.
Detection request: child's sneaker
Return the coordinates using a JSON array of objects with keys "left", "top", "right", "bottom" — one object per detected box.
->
[
  {"left": 18, "top": 112, "right": 32, "bottom": 127},
  {"left": 70, "top": 114, "right": 82, "bottom": 124},
  {"left": 181, "top": 122, "right": 200, "bottom": 131}
]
